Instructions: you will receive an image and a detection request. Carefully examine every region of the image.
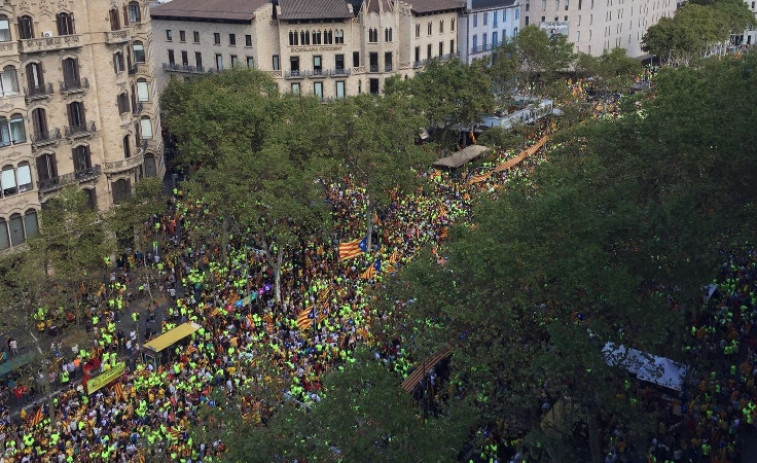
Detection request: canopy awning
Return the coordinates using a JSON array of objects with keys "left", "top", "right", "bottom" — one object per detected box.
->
[
  {"left": 603, "top": 342, "right": 688, "bottom": 392},
  {"left": 0, "top": 351, "right": 36, "bottom": 378},
  {"left": 433, "top": 145, "right": 490, "bottom": 169}
]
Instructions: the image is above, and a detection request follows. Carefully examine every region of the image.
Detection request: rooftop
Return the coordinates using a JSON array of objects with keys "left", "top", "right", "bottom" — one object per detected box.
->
[
  {"left": 279, "top": 0, "right": 354, "bottom": 20},
  {"left": 471, "top": 0, "right": 517, "bottom": 9},
  {"left": 403, "top": 0, "right": 465, "bottom": 14},
  {"left": 151, "top": 0, "right": 268, "bottom": 22}
]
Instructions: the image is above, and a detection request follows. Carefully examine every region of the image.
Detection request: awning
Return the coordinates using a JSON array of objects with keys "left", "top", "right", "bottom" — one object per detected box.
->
[
  {"left": 433, "top": 145, "right": 490, "bottom": 169},
  {"left": 602, "top": 342, "right": 688, "bottom": 392},
  {"left": 0, "top": 351, "right": 36, "bottom": 378}
]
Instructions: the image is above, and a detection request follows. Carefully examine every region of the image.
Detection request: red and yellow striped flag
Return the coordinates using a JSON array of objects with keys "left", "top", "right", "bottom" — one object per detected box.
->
[
  {"left": 113, "top": 382, "right": 124, "bottom": 401},
  {"left": 468, "top": 172, "right": 491, "bottom": 185},
  {"left": 246, "top": 314, "right": 254, "bottom": 327},
  {"left": 263, "top": 313, "right": 274, "bottom": 334},
  {"left": 360, "top": 265, "right": 376, "bottom": 279},
  {"left": 338, "top": 237, "right": 366, "bottom": 261},
  {"left": 296, "top": 308, "right": 314, "bottom": 331},
  {"left": 30, "top": 406, "right": 44, "bottom": 426},
  {"left": 388, "top": 250, "right": 401, "bottom": 264}
]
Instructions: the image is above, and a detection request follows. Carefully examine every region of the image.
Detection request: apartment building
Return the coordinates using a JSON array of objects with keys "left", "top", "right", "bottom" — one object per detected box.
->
[
  {"left": 0, "top": 0, "right": 164, "bottom": 252},
  {"left": 735, "top": 0, "right": 757, "bottom": 46},
  {"left": 459, "top": 0, "right": 520, "bottom": 64},
  {"left": 521, "top": 0, "right": 675, "bottom": 56},
  {"left": 152, "top": 0, "right": 465, "bottom": 99}
]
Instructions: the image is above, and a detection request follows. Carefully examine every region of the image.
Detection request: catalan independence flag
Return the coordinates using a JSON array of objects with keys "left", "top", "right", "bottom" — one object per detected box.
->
[
  {"left": 30, "top": 405, "right": 44, "bottom": 426},
  {"left": 360, "top": 259, "right": 382, "bottom": 279},
  {"left": 338, "top": 237, "right": 367, "bottom": 261},
  {"left": 296, "top": 308, "right": 315, "bottom": 331},
  {"left": 263, "top": 313, "right": 275, "bottom": 334},
  {"left": 468, "top": 172, "right": 491, "bottom": 185}
]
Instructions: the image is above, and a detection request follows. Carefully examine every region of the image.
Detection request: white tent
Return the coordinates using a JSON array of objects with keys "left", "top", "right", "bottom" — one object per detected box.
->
[{"left": 602, "top": 342, "right": 689, "bottom": 392}]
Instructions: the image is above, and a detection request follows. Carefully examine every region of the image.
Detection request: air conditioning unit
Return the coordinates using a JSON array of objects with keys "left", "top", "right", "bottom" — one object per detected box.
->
[{"left": 42, "top": 31, "right": 53, "bottom": 38}]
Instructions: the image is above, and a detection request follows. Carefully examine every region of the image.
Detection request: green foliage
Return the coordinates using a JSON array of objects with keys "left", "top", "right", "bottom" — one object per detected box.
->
[{"left": 107, "top": 177, "right": 165, "bottom": 250}]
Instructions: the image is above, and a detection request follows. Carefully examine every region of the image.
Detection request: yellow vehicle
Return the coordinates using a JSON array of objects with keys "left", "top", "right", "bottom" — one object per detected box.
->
[{"left": 142, "top": 322, "right": 201, "bottom": 368}]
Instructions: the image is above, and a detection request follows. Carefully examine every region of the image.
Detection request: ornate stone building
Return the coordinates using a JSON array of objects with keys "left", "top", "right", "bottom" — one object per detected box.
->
[{"left": 0, "top": 0, "right": 164, "bottom": 252}]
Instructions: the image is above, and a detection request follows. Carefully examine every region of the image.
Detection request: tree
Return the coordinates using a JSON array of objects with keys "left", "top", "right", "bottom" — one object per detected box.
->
[
  {"left": 486, "top": 39, "right": 520, "bottom": 107},
  {"left": 514, "top": 26, "right": 576, "bottom": 94},
  {"left": 594, "top": 48, "right": 642, "bottom": 94}
]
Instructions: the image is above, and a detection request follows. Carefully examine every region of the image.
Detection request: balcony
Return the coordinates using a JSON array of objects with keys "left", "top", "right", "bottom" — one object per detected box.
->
[
  {"left": 128, "top": 64, "right": 141, "bottom": 75},
  {"left": 59, "top": 77, "right": 89, "bottom": 94},
  {"left": 24, "top": 83, "right": 54, "bottom": 101},
  {"left": 132, "top": 102, "right": 143, "bottom": 115},
  {"left": 31, "top": 128, "right": 62, "bottom": 148},
  {"left": 65, "top": 121, "right": 96, "bottom": 139},
  {"left": 104, "top": 29, "right": 130, "bottom": 45},
  {"left": 162, "top": 63, "right": 214, "bottom": 74},
  {"left": 369, "top": 65, "right": 379, "bottom": 73},
  {"left": 104, "top": 150, "right": 144, "bottom": 174},
  {"left": 19, "top": 34, "right": 82, "bottom": 54},
  {"left": 0, "top": 41, "right": 18, "bottom": 58},
  {"left": 384, "top": 65, "right": 393, "bottom": 72},
  {"left": 332, "top": 68, "right": 351, "bottom": 76},
  {"left": 38, "top": 164, "right": 101, "bottom": 193},
  {"left": 284, "top": 70, "right": 305, "bottom": 79}
]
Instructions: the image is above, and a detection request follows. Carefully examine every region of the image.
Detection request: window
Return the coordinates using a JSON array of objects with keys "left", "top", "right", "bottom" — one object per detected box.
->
[
  {"left": 213, "top": 32, "right": 220, "bottom": 44},
  {"left": 384, "top": 51, "right": 392, "bottom": 71},
  {"left": 289, "top": 30, "right": 299, "bottom": 46},
  {"left": 112, "top": 179, "right": 130, "bottom": 205},
  {"left": 123, "top": 135, "right": 131, "bottom": 158},
  {"left": 168, "top": 49, "right": 175, "bottom": 65},
  {"left": 113, "top": 52, "right": 124, "bottom": 73},
  {"left": 300, "top": 30, "right": 309, "bottom": 45},
  {"left": 132, "top": 79, "right": 147, "bottom": 103},
  {"left": 1, "top": 166, "right": 16, "bottom": 196},
  {"left": 369, "top": 28, "right": 377, "bottom": 43},
  {"left": 493, "top": 31, "right": 498, "bottom": 45},
  {"left": 384, "top": 27, "right": 392, "bottom": 42},
  {"left": 31, "top": 108, "right": 47, "bottom": 140},
  {"left": 9, "top": 214, "right": 24, "bottom": 246},
  {"left": 336, "top": 81, "right": 345, "bottom": 99},
  {"left": 24, "top": 209, "right": 38, "bottom": 237},
  {"left": 415, "top": 24, "right": 420, "bottom": 38},
  {"left": 516, "top": 9, "right": 520, "bottom": 19},
  {"left": 245, "top": 34, "right": 252, "bottom": 46},
  {"left": 353, "top": 51, "right": 359, "bottom": 67},
  {"left": 473, "top": 13, "right": 478, "bottom": 27},
  {"left": 290, "top": 56, "right": 299, "bottom": 73},
  {"left": 17, "top": 164, "right": 31, "bottom": 192},
  {"left": 438, "top": 41, "right": 443, "bottom": 56},
  {"left": 1, "top": 66, "right": 19, "bottom": 97},
  {"left": 483, "top": 12, "right": 488, "bottom": 25},
  {"left": 0, "top": 15, "right": 10, "bottom": 41},
  {"left": 334, "top": 29, "right": 344, "bottom": 44},
  {"left": 335, "top": 54, "right": 344, "bottom": 70},
  {"left": 313, "top": 55, "right": 322, "bottom": 72},
  {"left": 504, "top": 10, "right": 508, "bottom": 21},
  {"left": 166, "top": 29, "right": 173, "bottom": 41},
  {"left": 3, "top": 114, "right": 25, "bottom": 144},
  {"left": 450, "top": 39, "right": 455, "bottom": 54},
  {"left": 415, "top": 46, "right": 420, "bottom": 62},
  {"left": 472, "top": 35, "right": 478, "bottom": 51},
  {"left": 452, "top": 18, "right": 455, "bottom": 31},
  {"left": 324, "top": 30, "right": 333, "bottom": 44},
  {"left": 193, "top": 31, "right": 200, "bottom": 43},
  {"left": 313, "top": 82, "right": 323, "bottom": 101},
  {"left": 179, "top": 30, "right": 186, "bottom": 42},
  {"left": 313, "top": 30, "right": 322, "bottom": 45},
  {"left": 483, "top": 33, "right": 487, "bottom": 49},
  {"left": 427, "top": 43, "right": 432, "bottom": 59},
  {"left": 62, "top": 58, "right": 80, "bottom": 90},
  {"left": 428, "top": 22, "right": 432, "bottom": 35},
  {"left": 230, "top": 55, "right": 238, "bottom": 67},
  {"left": 493, "top": 11, "right": 498, "bottom": 27},
  {"left": 0, "top": 219, "right": 8, "bottom": 250},
  {"left": 128, "top": 2, "right": 141, "bottom": 23},
  {"left": 216, "top": 54, "right": 223, "bottom": 70},
  {"left": 525, "top": 16, "right": 529, "bottom": 25},
  {"left": 229, "top": 33, "right": 236, "bottom": 46},
  {"left": 291, "top": 83, "right": 300, "bottom": 94},
  {"left": 440, "top": 20, "right": 444, "bottom": 33},
  {"left": 195, "top": 52, "right": 203, "bottom": 69},
  {"left": 272, "top": 55, "right": 280, "bottom": 70},
  {"left": 109, "top": 9, "right": 120, "bottom": 31},
  {"left": 36, "top": 153, "right": 57, "bottom": 183},
  {"left": 117, "top": 92, "right": 129, "bottom": 114},
  {"left": 25, "top": 62, "right": 44, "bottom": 92},
  {"left": 72, "top": 145, "right": 92, "bottom": 174},
  {"left": 246, "top": 56, "right": 254, "bottom": 68},
  {"left": 56, "top": 12, "right": 75, "bottom": 35},
  {"left": 67, "top": 101, "right": 86, "bottom": 130},
  {"left": 182, "top": 50, "right": 189, "bottom": 66},
  {"left": 18, "top": 16, "right": 34, "bottom": 39},
  {"left": 140, "top": 117, "right": 153, "bottom": 139},
  {"left": 133, "top": 41, "right": 145, "bottom": 63}
]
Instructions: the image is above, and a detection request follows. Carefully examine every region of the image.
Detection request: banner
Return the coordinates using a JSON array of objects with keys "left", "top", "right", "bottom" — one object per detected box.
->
[{"left": 87, "top": 362, "right": 125, "bottom": 395}]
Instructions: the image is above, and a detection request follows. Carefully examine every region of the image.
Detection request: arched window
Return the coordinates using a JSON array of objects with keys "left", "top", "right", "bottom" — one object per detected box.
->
[
  {"left": 128, "top": 2, "right": 141, "bottom": 23},
  {"left": 17, "top": 163, "right": 32, "bottom": 192},
  {"left": 117, "top": 92, "right": 129, "bottom": 114},
  {"left": 335, "top": 29, "right": 344, "bottom": 44},
  {"left": 9, "top": 114, "right": 25, "bottom": 144},
  {"left": 313, "top": 30, "right": 321, "bottom": 45},
  {"left": 8, "top": 213, "right": 24, "bottom": 246},
  {"left": 1, "top": 65, "right": 19, "bottom": 97},
  {"left": 140, "top": 116, "right": 153, "bottom": 139},
  {"left": 36, "top": 152, "right": 57, "bottom": 183},
  {"left": 133, "top": 41, "right": 145, "bottom": 63},
  {"left": 0, "top": 118, "right": 9, "bottom": 147},
  {"left": 31, "top": 108, "right": 47, "bottom": 140},
  {"left": 0, "top": 15, "right": 11, "bottom": 42},
  {"left": 109, "top": 8, "right": 120, "bottom": 31},
  {"left": 25, "top": 62, "right": 44, "bottom": 93},
  {"left": 24, "top": 209, "right": 38, "bottom": 236},
  {"left": 288, "top": 31, "right": 297, "bottom": 46},
  {"left": 56, "top": 12, "right": 75, "bottom": 35},
  {"left": 62, "top": 58, "right": 80, "bottom": 88},
  {"left": 18, "top": 15, "right": 34, "bottom": 39},
  {"left": 113, "top": 52, "right": 124, "bottom": 73},
  {"left": 112, "top": 178, "right": 130, "bottom": 204},
  {"left": 136, "top": 78, "right": 149, "bottom": 102},
  {"left": 67, "top": 101, "right": 86, "bottom": 130},
  {"left": 2, "top": 165, "right": 17, "bottom": 196},
  {"left": 324, "top": 30, "right": 333, "bottom": 44},
  {"left": 0, "top": 218, "right": 9, "bottom": 250},
  {"left": 72, "top": 145, "right": 91, "bottom": 174},
  {"left": 123, "top": 135, "right": 131, "bottom": 158}
]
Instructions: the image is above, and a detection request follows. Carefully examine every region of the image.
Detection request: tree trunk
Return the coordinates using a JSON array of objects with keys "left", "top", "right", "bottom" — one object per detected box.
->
[
  {"left": 366, "top": 204, "right": 374, "bottom": 253},
  {"left": 274, "top": 246, "right": 283, "bottom": 303}
]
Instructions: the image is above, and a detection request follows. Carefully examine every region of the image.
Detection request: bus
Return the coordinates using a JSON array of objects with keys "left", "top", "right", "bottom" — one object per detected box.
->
[{"left": 142, "top": 322, "right": 201, "bottom": 368}]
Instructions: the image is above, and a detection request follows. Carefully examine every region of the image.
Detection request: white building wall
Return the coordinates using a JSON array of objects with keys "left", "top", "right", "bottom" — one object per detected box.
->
[{"left": 460, "top": 0, "right": 520, "bottom": 63}]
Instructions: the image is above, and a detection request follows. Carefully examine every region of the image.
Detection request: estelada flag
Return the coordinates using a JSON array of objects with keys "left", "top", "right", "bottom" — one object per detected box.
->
[
  {"left": 113, "top": 382, "right": 125, "bottom": 401},
  {"left": 388, "top": 250, "right": 401, "bottom": 264},
  {"left": 296, "top": 308, "right": 315, "bottom": 331},
  {"left": 263, "top": 313, "right": 274, "bottom": 334},
  {"left": 30, "top": 406, "right": 44, "bottom": 426},
  {"left": 338, "top": 237, "right": 367, "bottom": 260}
]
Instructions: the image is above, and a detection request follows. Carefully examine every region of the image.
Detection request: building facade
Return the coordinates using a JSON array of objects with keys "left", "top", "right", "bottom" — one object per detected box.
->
[
  {"left": 459, "top": 0, "right": 520, "bottom": 64},
  {"left": 521, "top": 0, "right": 675, "bottom": 56},
  {"left": 151, "top": 0, "right": 466, "bottom": 99},
  {"left": 0, "top": 0, "right": 164, "bottom": 252},
  {"left": 734, "top": 0, "right": 757, "bottom": 46}
]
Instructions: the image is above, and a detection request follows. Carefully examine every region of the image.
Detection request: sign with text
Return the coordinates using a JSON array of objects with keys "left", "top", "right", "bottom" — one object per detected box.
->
[
  {"left": 87, "top": 362, "right": 125, "bottom": 395},
  {"left": 540, "top": 21, "right": 569, "bottom": 38}
]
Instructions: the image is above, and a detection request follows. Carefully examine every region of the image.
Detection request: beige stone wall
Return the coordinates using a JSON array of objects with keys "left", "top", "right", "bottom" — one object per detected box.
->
[{"left": 0, "top": 0, "right": 163, "bottom": 251}]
